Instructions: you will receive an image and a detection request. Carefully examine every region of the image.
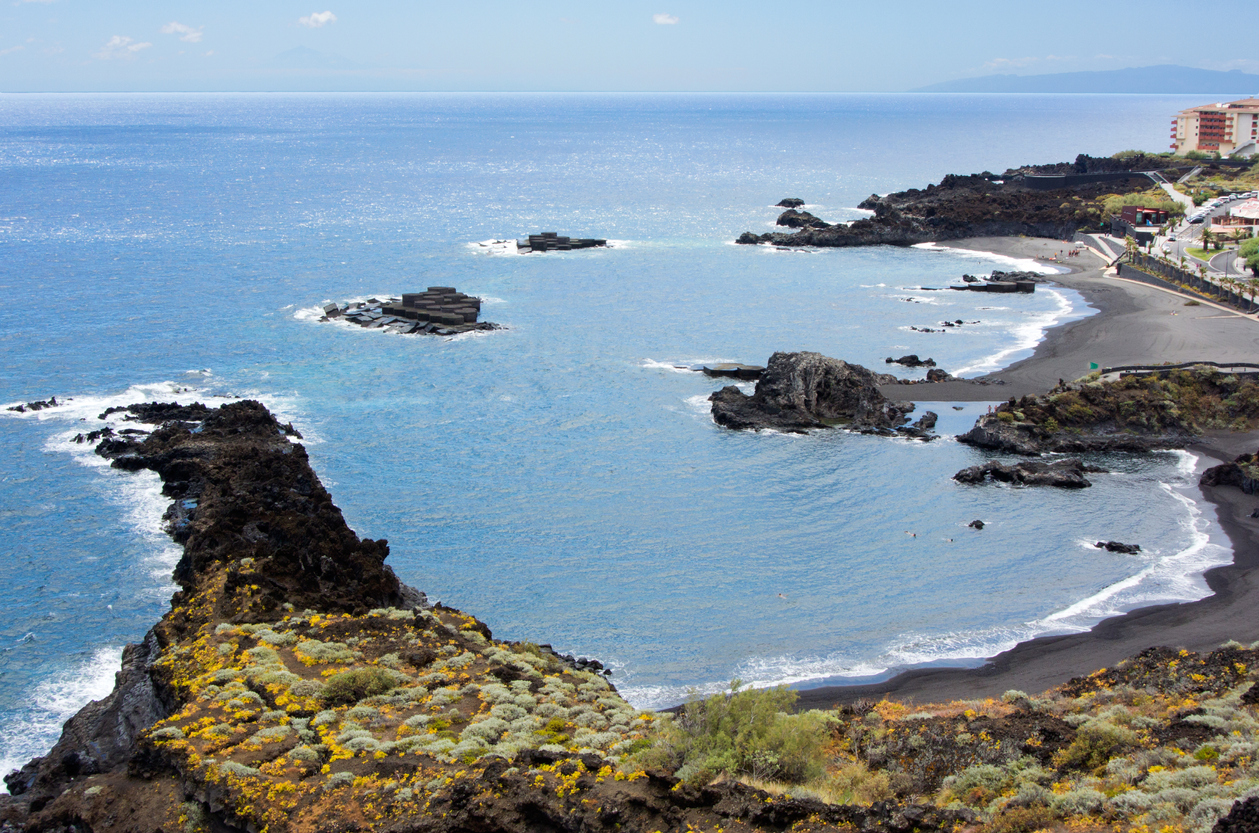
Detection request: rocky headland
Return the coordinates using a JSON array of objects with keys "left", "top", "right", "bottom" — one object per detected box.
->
[
  {"left": 708, "top": 352, "right": 919, "bottom": 434},
  {"left": 738, "top": 153, "right": 1182, "bottom": 248},
  {"left": 957, "top": 366, "right": 1259, "bottom": 456}
]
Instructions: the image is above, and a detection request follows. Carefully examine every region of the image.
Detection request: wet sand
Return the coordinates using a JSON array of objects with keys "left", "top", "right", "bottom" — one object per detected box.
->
[{"left": 799, "top": 236, "right": 1259, "bottom": 709}]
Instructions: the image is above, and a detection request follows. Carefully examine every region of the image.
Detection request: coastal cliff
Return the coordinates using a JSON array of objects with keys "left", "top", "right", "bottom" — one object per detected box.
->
[{"left": 737, "top": 153, "right": 1182, "bottom": 248}]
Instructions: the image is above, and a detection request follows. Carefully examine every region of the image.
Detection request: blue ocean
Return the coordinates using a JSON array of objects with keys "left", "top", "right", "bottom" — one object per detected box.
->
[{"left": 0, "top": 92, "right": 1233, "bottom": 780}]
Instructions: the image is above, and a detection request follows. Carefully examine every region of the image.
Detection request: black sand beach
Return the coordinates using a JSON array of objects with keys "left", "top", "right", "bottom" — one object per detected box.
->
[{"left": 799, "top": 236, "right": 1259, "bottom": 709}]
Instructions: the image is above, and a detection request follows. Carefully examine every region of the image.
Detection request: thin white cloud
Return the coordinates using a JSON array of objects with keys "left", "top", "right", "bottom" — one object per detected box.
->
[
  {"left": 19, "top": 0, "right": 56, "bottom": 4},
  {"left": 160, "top": 22, "right": 203, "bottom": 43},
  {"left": 0, "top": 45, "right": 25, "bottom": 56},
  {"left": 299, "top": 11, "right": 337, "bottom": 28},
  {"left": 981, "top": 57, "right": 1040, "bottom": 71},
  {"left": 652, "top": 13, "right": 678, "bottom": 24},
  {"left": 93, "top": 35, "right": 151, "bottom": 60}
]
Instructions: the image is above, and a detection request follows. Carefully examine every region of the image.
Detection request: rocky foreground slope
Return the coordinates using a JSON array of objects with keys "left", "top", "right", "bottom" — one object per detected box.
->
[
  {"left": 5, "top": 399, "right": 1259, "bottom": 833},
  {"left": 737, "top": 153, "right": 1183, "bottom": 248},
  {"left": 0, "top": 400, "right": 963, "bottom": 833}
]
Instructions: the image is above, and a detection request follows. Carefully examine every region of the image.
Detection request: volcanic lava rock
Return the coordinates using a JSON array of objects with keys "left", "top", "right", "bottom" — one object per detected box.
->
[
  {"left": 1200, "top": 450, "right": 1259, "bottom": 495},
  {"left": 1214, "top": 796, "right": 1259, "bottom": 833},
  {"left": 776, "top": 209, "right": 829, "bottom": 229},
  {"left": 6, "top": 397, "right": 59, "bottom": 413},
  {"left": 1095, "top": 541, "right": 1141, "bottom": 554},
  {"left": 736, "top": 153, "right": 1183, "bottom": 249},
  {"left": 709, "top": 352, "right": 913, "bottom": 433},
  {"left": 885, "top": 355, "right": 936, "bottom": 368},
  {"left": 953, "top": 458, "right": 1105, "bottom": 488}
]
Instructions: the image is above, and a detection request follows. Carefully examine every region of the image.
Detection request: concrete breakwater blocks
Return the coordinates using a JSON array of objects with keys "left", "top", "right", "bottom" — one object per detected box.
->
[
  {"left": 949, "top": 280, "right": 1036, "bottom": 294},
  {"left": 319, "top": 286, "right": 500, "bottom": 336},
  {"left": 950, "top": 272, "right": 1037, "bottom": 294},
  {"left": 672, "top": 362, "right": 767, "bottom": 380},
  {"left": 516, "top": 232, "right": 608, "bottom": 253}
]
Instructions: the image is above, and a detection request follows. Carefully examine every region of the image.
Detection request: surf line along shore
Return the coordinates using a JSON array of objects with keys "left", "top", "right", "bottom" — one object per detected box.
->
[{"left": 794, "top": 235, "right": 1259, "bottom": 710}]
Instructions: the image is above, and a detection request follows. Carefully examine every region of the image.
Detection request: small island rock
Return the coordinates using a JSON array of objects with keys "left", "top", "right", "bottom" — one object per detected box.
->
[
  {"left": 1095, "top": 541, "right": 1141, "bottom": 554},
  {"left": 953, "top": 458, "right": 1105, "bottom": 489},
  {"left": 710, "top": 351, "right": 914, "bottom": 433}
]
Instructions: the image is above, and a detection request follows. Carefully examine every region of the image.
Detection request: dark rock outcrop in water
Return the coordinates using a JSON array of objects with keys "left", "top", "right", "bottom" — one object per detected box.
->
[
  {"left": 1095, "top": 541, "right": 1142, "bottom": 554},
  {"left": 885, "top": 354, "right": 936, "bottom": 368},
  {"left": 736, "top": 153, "right": 1182, "bottom": 248},
  {"left": 953, "top": 458, "right": 1105, "bottom": 488},
  {"left": 775, "top": 198, "right": 805, "bottom": 208},
  {"left": 776, "top": 209, "right": 829, "bottom": 229},
  {"left": 709, "top": 352, "right": 914, "bottom": 433},
  {"left": 6, "top": 397, "right": 59, "bottom": 413}
]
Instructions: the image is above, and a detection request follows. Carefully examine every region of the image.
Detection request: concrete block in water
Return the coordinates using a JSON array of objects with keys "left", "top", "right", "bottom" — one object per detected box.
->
[
  {"left": 322, "top": 303, "right": 341, "bottom": 317},
  {"left": 701, "top": 363, "right": 765, "bottom": 380}
]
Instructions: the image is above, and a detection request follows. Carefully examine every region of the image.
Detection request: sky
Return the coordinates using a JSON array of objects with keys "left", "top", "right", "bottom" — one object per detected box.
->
[{"left": 1, "top": 0, "right": 1256, "bottom": 93}]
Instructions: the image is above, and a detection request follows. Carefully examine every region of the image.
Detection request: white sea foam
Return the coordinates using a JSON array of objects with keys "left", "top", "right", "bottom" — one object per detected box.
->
[
  {"left": 912, "top": 241, "right": 1068, "bottom": 275},
  {"left": 1, "top": 380, "right": 312, "bottom": 782},
  {"left": 467, "top": 239, "right": 522, "bottom": 256},
  {"left": 0, "top": 646, "right": 122, "bottom": 794},
  {"left": 950, "top": 287, "right": 1081, "bottom": 377},
  {"left": 889, "top": 293, "right": 945, "bottom": 306},
  {"left": 684, "top": 394, "right": 714, "bottom": 415},
  {"left": 641, "top": 358, "right": 742, "bottom": 375}
]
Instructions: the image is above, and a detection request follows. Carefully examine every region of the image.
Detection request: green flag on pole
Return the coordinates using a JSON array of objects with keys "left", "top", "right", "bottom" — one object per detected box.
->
[{"left": 1089, "top": 362, "right": 1099, "bottom": 370}]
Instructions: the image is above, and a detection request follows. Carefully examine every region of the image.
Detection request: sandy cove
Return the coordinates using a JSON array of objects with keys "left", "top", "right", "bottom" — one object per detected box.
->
[{"left": 797, "top": 236, "right": 1259, "bottom": 710}]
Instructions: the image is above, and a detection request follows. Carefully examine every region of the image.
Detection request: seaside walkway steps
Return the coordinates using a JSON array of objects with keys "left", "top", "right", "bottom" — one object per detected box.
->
[
  {"left": 1178, "top": 166, "right": 1204, "bottom": 184},
  {"left": 1158, "top": 180, "right": 1197, "bottom": 211}
]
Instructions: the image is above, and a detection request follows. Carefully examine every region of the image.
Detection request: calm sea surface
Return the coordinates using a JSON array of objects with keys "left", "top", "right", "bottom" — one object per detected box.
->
[{"left": 0, "top": 93, "right": 1233, "bottom": 780}]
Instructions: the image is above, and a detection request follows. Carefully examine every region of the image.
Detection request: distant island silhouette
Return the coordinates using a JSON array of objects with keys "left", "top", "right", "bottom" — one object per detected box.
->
[{"left": 914, "top": 64, "right": 1259, "bottom": 94}]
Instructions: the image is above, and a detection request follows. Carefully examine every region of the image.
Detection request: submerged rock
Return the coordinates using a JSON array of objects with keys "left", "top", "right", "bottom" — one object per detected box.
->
[
  {"left": 709, "top": 352, "right": 914, "bottom": 433},
  {"left": 953, "top": 458, "right": 1105, "bottom": 488}
]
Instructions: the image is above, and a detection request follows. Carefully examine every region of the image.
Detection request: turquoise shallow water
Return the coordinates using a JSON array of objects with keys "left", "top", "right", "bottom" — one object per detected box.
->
[{"left": 0, "top": 92, "right": 1234, "bottom": 780}]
